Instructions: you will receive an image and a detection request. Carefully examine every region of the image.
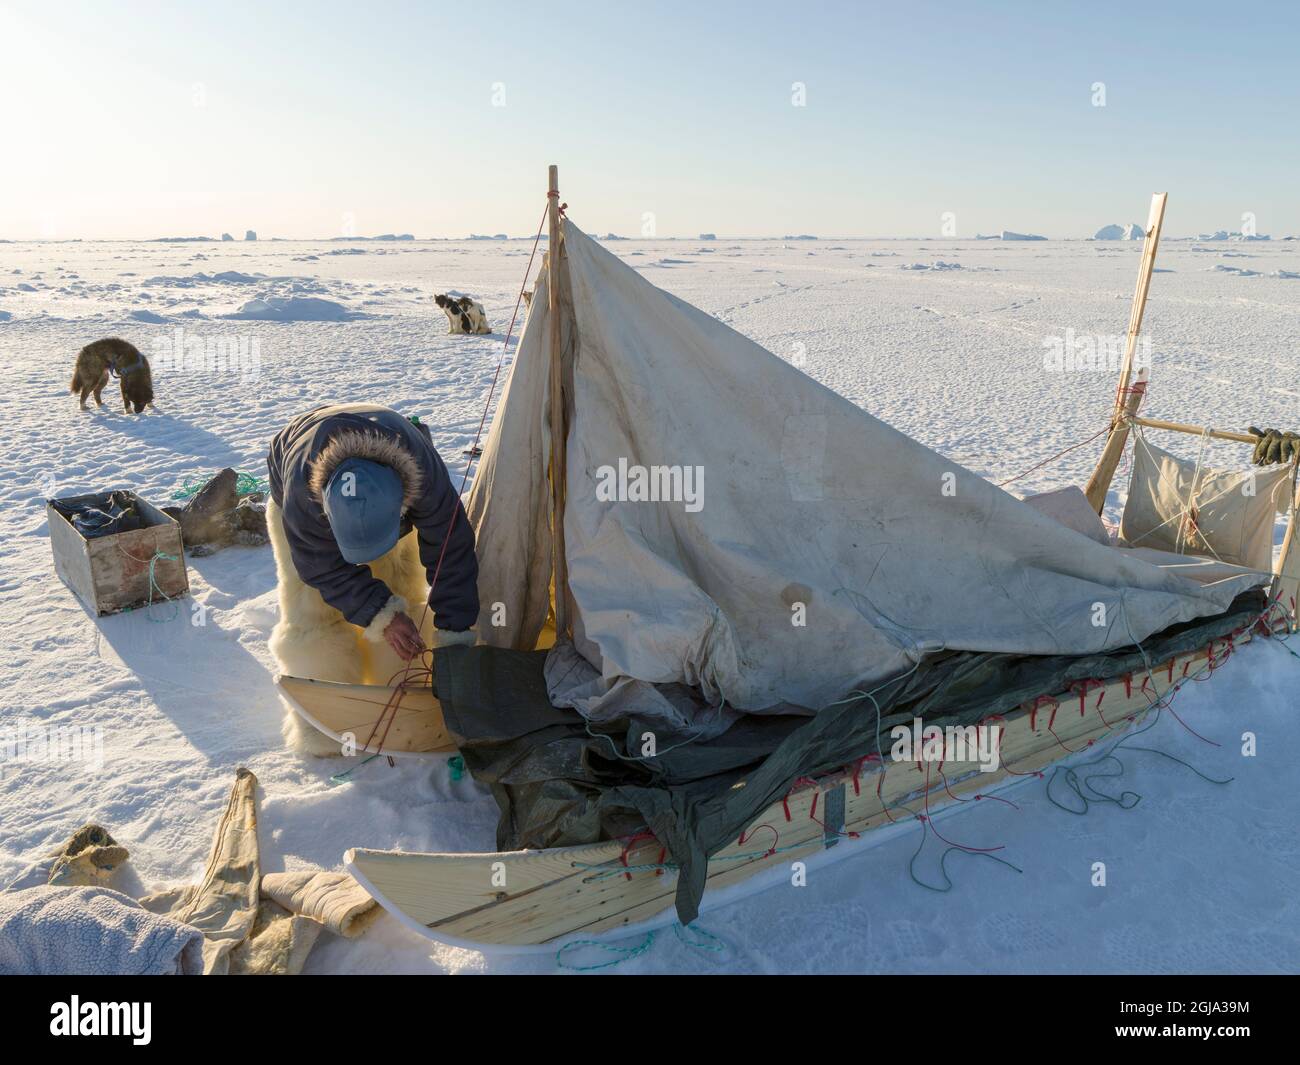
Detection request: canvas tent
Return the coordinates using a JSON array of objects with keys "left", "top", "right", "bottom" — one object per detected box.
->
[
  {"left": 425, "top": 206, "right": 1283, "bottom": 922},
  {"left": 465, "top": 217, "right": 1266, "bottom": 726}
]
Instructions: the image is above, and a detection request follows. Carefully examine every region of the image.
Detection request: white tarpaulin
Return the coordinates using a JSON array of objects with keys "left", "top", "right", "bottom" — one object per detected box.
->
[
  {"left": 467, "top": 220, "right": 1267, "bottom": 718},
  {"left": 1120, "top": 434, "right": 1290, "bottom": 572}
]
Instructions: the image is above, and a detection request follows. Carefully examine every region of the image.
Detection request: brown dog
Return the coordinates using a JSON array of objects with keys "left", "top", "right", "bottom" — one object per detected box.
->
[{"left": 70, "top": 338, "right": 154, "bottom": 413}]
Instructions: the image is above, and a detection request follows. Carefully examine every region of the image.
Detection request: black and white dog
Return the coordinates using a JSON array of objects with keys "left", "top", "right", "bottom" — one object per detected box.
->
[{"left": 434, "top": 293, "right": 491, "bottom": 335}]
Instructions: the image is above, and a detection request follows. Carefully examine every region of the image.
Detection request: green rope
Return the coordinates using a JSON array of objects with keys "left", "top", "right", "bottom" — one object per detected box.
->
[
  {"left": 1046, "top": 735, "right": 1233, "bottom": 815},
  {"left": 672, "top": 921, "right": 727, "bottom": 953},
  {"left": 1036, "top": 600, "right": 1227, "bottom": 813},
  {"left": 327, "top": 739, "right": 464, "bottom": 787},
  {"left": 1273, "top": 632, "right": 1300, "bottom": 661},
  {"left": 120, "top": 550, "right": 181, "bottom": 623},
  {"left": 555, "top": 922, "right": 728, "bottom": 971},
  {"left": 1044, "top": 628, "right": 1235, "bottom": 816},
  {"left": 1046, "top": 755, "right": 1142, "bottom": 814},
  {"left": 329, "top": 752, "right": 381, "bottom": 785},
  {"left": 907, "top": 810, "right": 1024, "bottom": 893},
  {"left": 171, "top": 470, "right": 268, "bottom": 501},
  {"left": 556, "top": 931, "right": 658, "bottom": 971},
  {"left": 1119, "top": 745, "right": 1234, "bottom": 786}
]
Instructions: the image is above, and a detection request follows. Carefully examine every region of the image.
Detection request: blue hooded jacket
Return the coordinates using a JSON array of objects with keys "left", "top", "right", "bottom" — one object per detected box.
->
[{"left": 267, "top": 403, "right": 479, "bottom": 631}]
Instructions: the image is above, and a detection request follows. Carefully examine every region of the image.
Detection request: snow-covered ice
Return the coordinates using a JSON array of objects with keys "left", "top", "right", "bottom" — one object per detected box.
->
[
  {"left": 2, "top": 235, "right": 1299, "bottom": 973},
  {"left": 223, "top": 295, "right": 360, "bottom": 322}
]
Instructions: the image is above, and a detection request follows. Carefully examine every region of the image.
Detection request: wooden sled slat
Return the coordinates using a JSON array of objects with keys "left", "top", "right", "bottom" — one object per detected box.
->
[
  {"left": 348, "top": 676, "right": 1117, "bottom": 944},
  {"left": 345, "top": 631, "right": 1259, "bottom": 948},
  {"left": 275, "top": 675, "right": 456, "bottom": 755}
]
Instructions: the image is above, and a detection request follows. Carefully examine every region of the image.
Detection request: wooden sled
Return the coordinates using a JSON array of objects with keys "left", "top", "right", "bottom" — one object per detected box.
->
[
  {"left": 344, "top": 628, "right": 1265, "bottom": 949},
  {"left": 275, "top": 674, "right": 455, "bottom": 756}
]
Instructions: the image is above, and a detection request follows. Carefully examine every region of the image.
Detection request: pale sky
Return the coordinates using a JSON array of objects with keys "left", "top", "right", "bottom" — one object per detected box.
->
[{"left": 2, "top": 1, "right": 1297, "bottom": 240}]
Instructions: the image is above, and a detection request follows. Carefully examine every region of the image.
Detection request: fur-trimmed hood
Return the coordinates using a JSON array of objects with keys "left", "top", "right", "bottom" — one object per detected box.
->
[
  {"left": 306, "top": 429, "right": 423, "bottom": 512},
  {"left": 266, "top": 403, "right": 479, "bottom": 632}
]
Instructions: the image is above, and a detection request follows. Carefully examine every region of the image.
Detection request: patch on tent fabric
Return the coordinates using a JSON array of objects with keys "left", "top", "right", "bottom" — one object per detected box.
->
[
  {"left": 780, "top": 582, "right": 813, "bottom": 609},
  {"left": 1120, "top": 437, "right": 1289, "bottom": 571},
  {"left": 780, "top": 414, "right": 828, "bottom": 501}
]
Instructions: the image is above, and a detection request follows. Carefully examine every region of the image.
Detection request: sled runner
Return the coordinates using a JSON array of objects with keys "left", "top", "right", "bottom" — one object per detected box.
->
[{"left": 276, "top": 675, "right": 454, "bottom": 756}]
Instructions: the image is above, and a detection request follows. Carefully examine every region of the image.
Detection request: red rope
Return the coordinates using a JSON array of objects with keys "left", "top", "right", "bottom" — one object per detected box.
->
[
  {"left": 980, "top": 714, "right": 1043, "bottom": 779},
  {"left": 617, "top": 830, "right": 663, "bottom": 881},
  {"left": 781, "top": 776, "right": 822, "bottom": 821},
  {"left": 876, "top": 762, "right": 900, "bottom": 822},
  {"left": 995, "top": 424, "right": 1110, "bottom": 489},
  {"left": 849, "top": 753, "right": 880, "bottom": 796},
  {"left": 1114, "top": 378, "right": 1148, "bottom": 413},
  {"left": 414, "top": 198, "right": 552, "bottom": 634},
  {"left": 992, "top": 377, "right": 1148, "bottom": 491},
  {"left": 1070, "top": 678, "right": 1106, "bottom": 718},
  {"left": 737, "top": 822, "right": 780, "bottom": 857},
  {"left": 934, "top": 757, "right": 1020, "bottom": 812},
  {"left": 917, "top": 763, "right": 1005, "bottom": 854},
  {"left": 1025, "top": 694, "right": 1058, "bottom": 733},
  {"left": 1046, "top": 699, "right": 1094, "bottom": 754},
  {"left": 356, "top": 199, "right": 553, "bottom": 759}
]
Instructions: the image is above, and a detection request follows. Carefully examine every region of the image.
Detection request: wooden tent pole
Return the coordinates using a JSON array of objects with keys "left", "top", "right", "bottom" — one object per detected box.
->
[
  {"left": 1274, "top": 462, "right": 1300, "bottom": 633},
  {"left": 1083, "top": 192, "right": 1168, "bottom": 513},
  {"left": 1128, "top": 416, "right": 1259, "bottom": 446},
  {"left": 547, "top": 164, "right": 570, "bottom": 638}
]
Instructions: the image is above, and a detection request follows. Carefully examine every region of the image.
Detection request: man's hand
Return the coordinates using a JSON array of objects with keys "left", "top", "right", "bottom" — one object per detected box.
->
[{"left": 383, "top": 611, "right": 426, "bottom": 660}]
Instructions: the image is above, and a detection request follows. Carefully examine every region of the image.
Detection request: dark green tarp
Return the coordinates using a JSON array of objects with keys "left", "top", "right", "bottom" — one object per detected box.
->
[{"left": 434, "top": 590, "right": 1264, "bottom": 924}]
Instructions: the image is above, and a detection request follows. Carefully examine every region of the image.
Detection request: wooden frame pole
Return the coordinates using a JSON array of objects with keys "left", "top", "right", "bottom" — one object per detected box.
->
[
  {"left": 1273, "top": 463, "right": 1300, "bottom": 632},
  {"left": 547, "top": 164, "right": 570, "bottom": 639},
  {"left": 1127, "top": 416, "right": 1258, "bottom": 446},
  {"left": 1084, "top": 192, "right": 1168, "bottom": 513}
]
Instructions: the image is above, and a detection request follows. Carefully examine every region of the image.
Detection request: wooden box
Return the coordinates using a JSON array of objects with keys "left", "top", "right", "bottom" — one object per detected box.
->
[{"left": 47, "top": 491, "right": 190, "bottom": 616}]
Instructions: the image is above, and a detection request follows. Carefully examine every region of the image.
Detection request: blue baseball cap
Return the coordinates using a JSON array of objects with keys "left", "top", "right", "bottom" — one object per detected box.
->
[{"left": 322, "top": 458, "right": 404, "bottom": 563}]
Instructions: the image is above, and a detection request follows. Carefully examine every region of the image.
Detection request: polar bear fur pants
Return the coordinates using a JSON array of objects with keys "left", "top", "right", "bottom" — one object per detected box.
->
[{"left": 266, "top": 498, "right": 433, "bottom": 754}]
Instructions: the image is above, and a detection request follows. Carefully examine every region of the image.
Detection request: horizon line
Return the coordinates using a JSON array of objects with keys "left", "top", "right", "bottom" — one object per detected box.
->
[{"left": 3, "top": 233, "right": 1294, "bottom": 245}]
